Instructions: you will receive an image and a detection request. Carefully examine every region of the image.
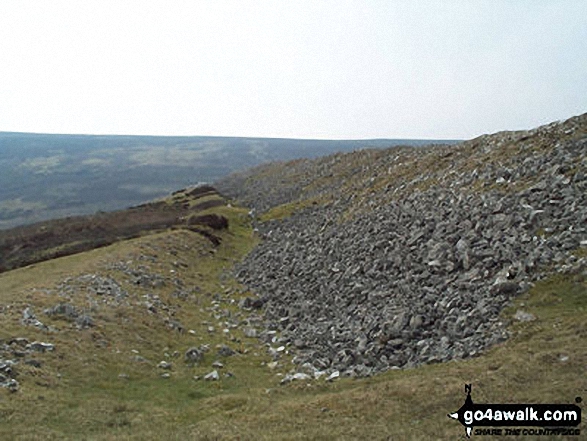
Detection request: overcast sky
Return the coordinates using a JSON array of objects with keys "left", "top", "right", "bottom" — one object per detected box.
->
[{"left": 0, "top": 1, "right": 585, "bottom": 140}]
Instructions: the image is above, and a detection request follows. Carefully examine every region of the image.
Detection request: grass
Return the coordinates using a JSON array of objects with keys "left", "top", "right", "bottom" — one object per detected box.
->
[
  {"left": 1, "top": 113, "right": 587, "bottom": 438},
  {"left": 0, "top": 188, "right": 229, "bottom": 273},
  {"left": 0, "top": 191, "right": 584, "bottom": 439},
  {"left": 258, "top": 197, "right": 322, "bottom": 222}
]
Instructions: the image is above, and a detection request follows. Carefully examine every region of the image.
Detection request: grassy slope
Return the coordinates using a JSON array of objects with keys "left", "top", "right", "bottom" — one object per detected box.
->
[
  {"left": 0, "top": 188, "right": 226, "bottom": 273},
  {"left": 0, "top": 199, "right": 584, "bottom": 440}
]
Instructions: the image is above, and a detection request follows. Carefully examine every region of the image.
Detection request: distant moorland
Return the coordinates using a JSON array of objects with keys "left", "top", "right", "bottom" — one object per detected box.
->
[{"left": 0, "top": 132, "right": 458, "bottom": 229}]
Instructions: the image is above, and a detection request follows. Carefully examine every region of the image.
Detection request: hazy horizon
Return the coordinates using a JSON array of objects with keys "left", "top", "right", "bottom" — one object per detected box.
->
[{"left": 0, "top": 129, "right": 463, "bottom": 142}]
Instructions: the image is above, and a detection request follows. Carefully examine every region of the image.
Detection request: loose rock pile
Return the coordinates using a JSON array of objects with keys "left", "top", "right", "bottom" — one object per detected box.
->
[
  {"left": 220, "top": 115, "right": 587, "bottom": 377},
  {"left": 58, "top": 274, "right": 129, "bottom": 305}
]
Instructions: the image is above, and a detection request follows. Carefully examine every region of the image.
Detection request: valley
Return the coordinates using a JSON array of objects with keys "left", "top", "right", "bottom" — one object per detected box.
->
[{"left": 0, "top": 132, "right": 456, "bottom": 230}]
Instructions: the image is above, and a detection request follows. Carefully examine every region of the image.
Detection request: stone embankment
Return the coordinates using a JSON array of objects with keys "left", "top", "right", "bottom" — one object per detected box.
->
[{"left": 218, "top": 114, "right": 587, "bottom": 378}]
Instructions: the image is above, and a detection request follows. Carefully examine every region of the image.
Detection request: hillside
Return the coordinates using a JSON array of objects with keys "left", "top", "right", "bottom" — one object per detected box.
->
[
  {"left": 0, "top": 185, "right": 225, "bottom": 273},
  {"left": 216, "top": 113, "right": 587, "bottom": 376},
  {"left": 0, "top": 115, "right": 584, "bottom": 440},
  {"left": 0, "top": 132, "right": 456, "bottom": 230}
]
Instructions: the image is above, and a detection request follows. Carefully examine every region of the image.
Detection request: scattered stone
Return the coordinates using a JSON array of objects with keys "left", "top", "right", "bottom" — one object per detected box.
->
[
  {"left": 387, "top": 338, "right": 405, "bottom": 348},
  {"left": 9, "top": 338, "right": 29, "bottom": 347},
  {"left": 204, "top": 370, "right": 219, "bottom": 381},
  {"left": 185, "top": 347, "right": 204, "bottom": 364},
  {"left": 293, "top": 339, "right": 306, "bottom": 349},
  {"left": 27, "top": 342, "right": 55, "bottom": 353},
  {"left": 217, "top": 345, "right": 236, "bottom": 357},
  {"left": 157, "top": 361, "right": 172, "bottom": 370},
  {"left": 409, "top": 315, "right": 424, "bottom": 329},
  {"left": 0, "top": 362, "right": 14, "bottom": 376},
  {"left": 239, "top": 297, "right": 265, "bottom": 310},
  {"left": 44, "top": 303, "right": 78, "bottom": 319},
  {"left": 280, "top": 372, "right": 312, "bottom": 385},
  {"left": 82, "top": 274, "right": 128, "bottom": 300},
  {"left": 40, "top": 303, "right": 94, "bottom": 329},
  {"left": 0, "top": 378, "right": 19, "bottom": 392},
  {"left": 211, "top": 361, "right": 224, "bottom": 369},
  {"left": 166, "top": 320, "right": 184, "bottom": 333},
  {"left": 244, "top": 328, "right": 258, "bottom": 338},
  {"left": 75, "top": 315, "right": 94, "bottom": 329},
  {"left": 25, "top": 359, "right": 42, "bottom": 368},
  {"left": 514, "top": 310, "right": 536, "bottom": 322},
  {"left": 21, "top": 307, "right": 47, "bottom": 329},
  {"left": 293, "top": 373, "right": 311, "bottom": 380},
  {"left": 326, "top": 371, "right": 340, "bottom": 382},
  {"left": 490, "top": 281, "right": 520, "bottom": 296}
]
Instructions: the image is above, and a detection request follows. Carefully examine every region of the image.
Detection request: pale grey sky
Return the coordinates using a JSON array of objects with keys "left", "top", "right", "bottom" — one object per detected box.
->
[{"left": 0, "top": 0, "right": 585, "bottom": 139}]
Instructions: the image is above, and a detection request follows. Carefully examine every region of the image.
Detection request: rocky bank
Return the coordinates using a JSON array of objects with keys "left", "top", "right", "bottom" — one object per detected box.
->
[{"left": 217, "top": 114, "right": 587, "bottom": 378}]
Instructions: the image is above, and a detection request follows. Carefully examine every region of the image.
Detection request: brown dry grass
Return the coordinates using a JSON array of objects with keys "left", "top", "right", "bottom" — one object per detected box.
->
[{"left": 0, "top": 188, "right": 226, "bottom": 273}]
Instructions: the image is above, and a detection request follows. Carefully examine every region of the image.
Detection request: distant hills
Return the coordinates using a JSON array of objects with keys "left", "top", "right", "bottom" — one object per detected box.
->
[{"left": 0, "top": 131, "right": 458, "bottom": 229}]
